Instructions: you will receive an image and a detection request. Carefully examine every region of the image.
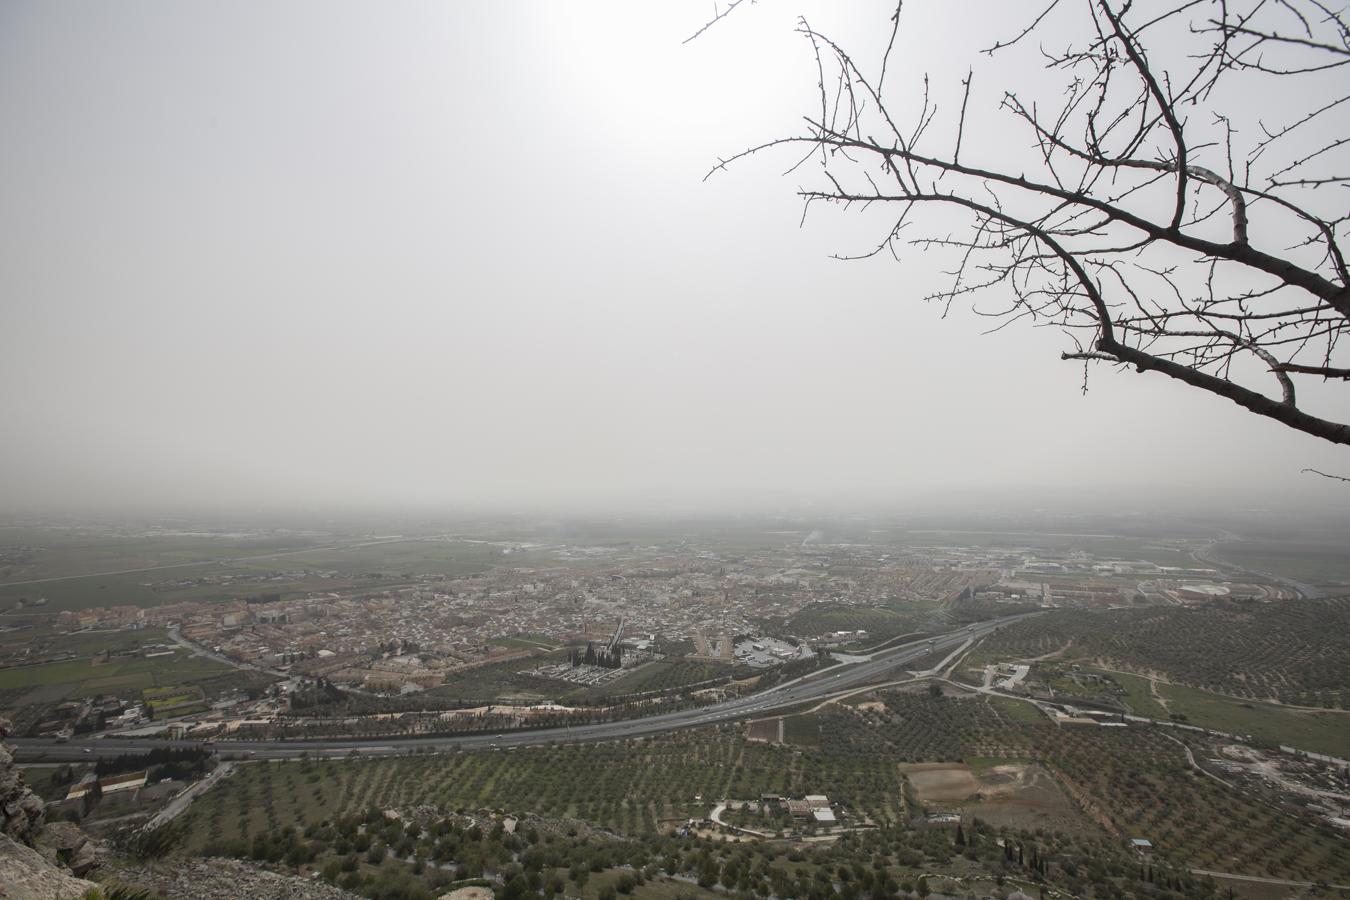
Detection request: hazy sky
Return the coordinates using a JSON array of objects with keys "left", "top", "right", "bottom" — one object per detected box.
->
[{"left": 2, "top": 1, "right": 1347, "bottom": 515}]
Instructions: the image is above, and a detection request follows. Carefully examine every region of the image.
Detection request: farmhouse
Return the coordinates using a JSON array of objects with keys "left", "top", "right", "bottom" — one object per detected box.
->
[
  {"left": 64, "top": 769, "right": 148, "bottom": 801},
  {"left": 99, "top": 770, "right": 149, "bottom": 795}
]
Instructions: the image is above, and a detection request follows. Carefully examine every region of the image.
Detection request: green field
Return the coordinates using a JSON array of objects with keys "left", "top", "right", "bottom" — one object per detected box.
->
[
  {"left": 975, "top": 657, "right": 1346, "bottom": 757},
  {"left": 0, "top": 571, "right": 169, "bottom": 612},
  {"left": 429, "top": 652, "right": 565, "bottom": 702},
  {"left": 1216, "top": 539, "right": 1350, "bottom": 584},
  {"left": 786, "top": 605, "right": 929, "bottom": 643},
  {"left": 899, "top": 530, "right": 1199, "bottom": 568},
  {"left": 983, "top": 694, "right": 1049, "bottom": 725},
  {"left": 0, "top": 527, "right": 309, "bottom": 582},
  {"left": 561, "top": 659, "right": 731, "bottom": 701},
  {"left": 0, "top": 625, "right": 172, "bottom": 660},
  {"left": 0, "top": 648, "right": 229, "bottom": 701},
  {"left": 0, "top": 529, "right": 508, "bottom": 613},
  {"left": 781, "top": 713, "right": 820, "bottom": 747},
  {"left": 1095, "top": 668, "right": 1170, "bottom": 719},
  {"left": 224, "top": 539, "right": 506, "bottom": 579},
  {"left": 16, "top": 764, "right": 97, "bottom": 802},
  {"left": 1156, "top": 681, "right": 1350, "bottom": 758},
  {"left": 144, "top": 688, "right": 202, "bottom": 710}
]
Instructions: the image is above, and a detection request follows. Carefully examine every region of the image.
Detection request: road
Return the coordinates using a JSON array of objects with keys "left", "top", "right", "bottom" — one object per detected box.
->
[
  {"left": 9, "top": 612, "right": 1040, "bottom": 763},
  {"left": 141, "top": 762, "right": 234, "bottom": 831},
  {"left": 167, "top": 626, "right": 284, "bottom": 678},
  {"left": 165, "top": 626, "right": 379, "bottom": 700},
  {"left": 1188, "top": 869, "right": 1350, "bottom": 890},
  {"left": 1158, "top": 732, "right": 1235, "bottom": 789}
]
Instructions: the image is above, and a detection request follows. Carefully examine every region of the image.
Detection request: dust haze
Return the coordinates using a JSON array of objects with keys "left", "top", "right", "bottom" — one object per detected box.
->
[{"left": 2, "top": 1, "right": 1347, "bottom": 517}]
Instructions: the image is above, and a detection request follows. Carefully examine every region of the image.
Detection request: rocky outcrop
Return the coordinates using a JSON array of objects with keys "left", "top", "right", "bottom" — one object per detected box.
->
[
  {"left": 0, "top": 834, "right": 97, "bottom": 899},
  {"left": 0, "top": 717, "right": 99, "bottom": 899},
  {"left": 102, "top": 858, "right": 362, "bottom": 899},
  {"left": 0, "top": 721, "right": 46, "bottom": 847},
  {"left": 34, "top": 821, "right": 97, "bottom": 878}
]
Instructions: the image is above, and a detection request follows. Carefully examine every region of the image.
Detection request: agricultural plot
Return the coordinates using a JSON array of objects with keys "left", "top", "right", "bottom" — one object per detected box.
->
[
  {"left": 558, "top": 659, "right": 732, "bottom": 702},
  {"left": 143, "top": 684, "right": 208, "bottom": 716},
  {"left": 1216, "top": 539, "right": 1350, "bottom": 586},
  {"left": 983, "top": 694, "right": 1050, "bottom": 725},
  {"left": 174, "top": 728, "right": 910, "bottom": 852},
  {"left": 975, "top": 599, "right": 1350, "bottom": 707},
  {"left": 0, "top": 527, "right": 308, "bottom": 583},
  {"left": 0, "top": 571, "right": 166, "bottom": 612},
  {"left": 176, "top": 691, "right": 1350, "bottom": 889},
  {"left": 780, "top": 713, "right": 820, "bottom": 747},
  {"left": 901, "top": 761, "right": 982, "bottom": 799},
  {"left": 899, "top": 530, "right": 1199, "bottom": 569},
  {"left": 1154, "top": 681, "right": 1350, "bottom": 758},
  {"left": 815, "top": 692, "right": 1030, "bottom": 762},
  {"left": 1096, "top": 668, "right": 1170, "bottom": 719},
  {"left": 225, "top": 539, "right": 507, "bottom": 580},
  {"left": 143, "top": 804, "right": 730, "bottom": 900},
  {"left": 0, "top": 625, "right": 172, "bottom": 663},
  {"left": 900, "top": 760, "right": 1086, "bottom": 834},
  {"left": 0, "top": 526, "right": 336, "bottom": 612},
  {"left": 0, "top": 529, "right": 511, "bottom": 613},
  {"left": 1042, "top": 727, "right": 1350, "bottom": 884},
  {"left": 171, "top": 686, "right": 1350, "bottom": 891},
  {"left": 966, "top": 658, "right": 1346, "bottom": 757},
  {"left": 804, "top": 690, "right": 1350, "bottom": 884},
  {"left": 179, "top": 806, "right": 1214, "bottom": 900},
  {"left": 429, "top": 653, "right": 567, "bottom": 702},
  {"left": 745, "top": 718, "right": 780, "bottom": 743},
  {"left": 784, "top": 604, "right": 929, "bottom": 644},
  {"left": 0, "top": 648, "right": 229, "bottom": 704}
]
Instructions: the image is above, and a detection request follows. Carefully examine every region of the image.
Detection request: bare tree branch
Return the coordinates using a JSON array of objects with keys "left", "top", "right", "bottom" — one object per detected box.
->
[
  {"left": 712, "top": 0, "right": 1350, "bottom": 448},
  {"left": 1302, "top": 468, "right": 1350, "bottom": 482}
]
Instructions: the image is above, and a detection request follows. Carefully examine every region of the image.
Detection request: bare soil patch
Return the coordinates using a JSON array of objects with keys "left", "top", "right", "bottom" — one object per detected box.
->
[
  {"left": 900, "top": 761, "right": 1095, "bottom": 834},
  {"left": 745, "top": 718, "right": 779, "bottom": 743},
  {"left": 901, "top": 763, "right": 982, "bottom": 801}
]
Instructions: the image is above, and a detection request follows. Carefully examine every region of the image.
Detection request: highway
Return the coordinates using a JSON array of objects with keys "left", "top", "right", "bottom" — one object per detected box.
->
[{"left": 9, "top": 612, "right": 1039, "bottom": 764}]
